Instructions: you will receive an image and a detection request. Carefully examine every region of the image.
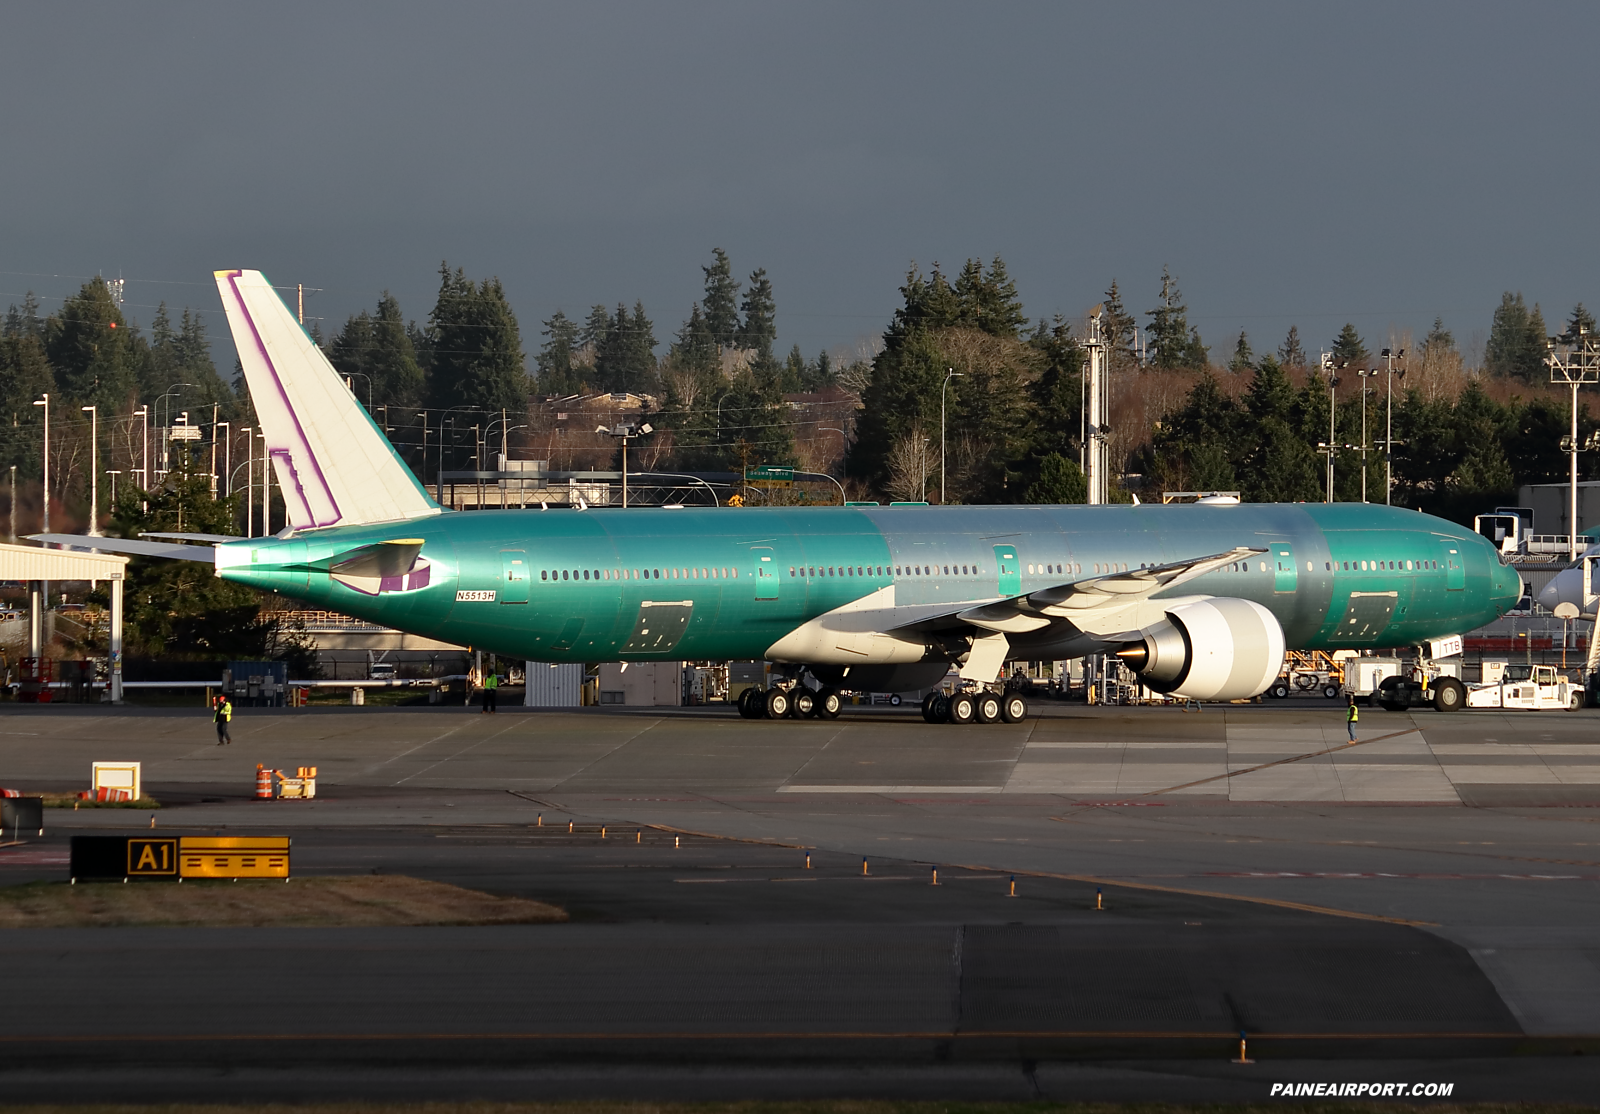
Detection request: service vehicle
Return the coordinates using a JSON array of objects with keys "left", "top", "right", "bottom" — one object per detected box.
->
[{"left": 1464, "top": 663, "right": 1584, "bottom": 711}]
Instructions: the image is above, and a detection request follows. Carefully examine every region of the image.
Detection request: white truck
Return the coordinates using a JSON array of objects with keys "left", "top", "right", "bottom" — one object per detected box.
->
[{"left": 1465, "top": 663, "right": 1585, "bottom": 711}]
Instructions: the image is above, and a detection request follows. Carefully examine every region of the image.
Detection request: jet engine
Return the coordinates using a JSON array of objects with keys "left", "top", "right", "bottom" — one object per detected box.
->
[{"left": 1115, "top": 597, "right": 1285, "bottom": 701}]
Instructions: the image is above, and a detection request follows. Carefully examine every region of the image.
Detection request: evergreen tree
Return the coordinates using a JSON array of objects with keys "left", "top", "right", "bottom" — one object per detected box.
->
[
  {"left": 669, "top": 304, "right": 717, "bottom": 377},
  {"left": 1330, "top": 323, "right": 1369, "bottom": 367},
  {"left": 329, "top": 293, "right": 424, "bottom": 410},
  {"left": 780, "top": 344, "right": 806, "bottom": 392},
  {"left": 1277, "top": 324, "right": 1306, "bottom": 368},
  {"left": 701, "top": 248, "right": 741, "bottom": 349},
  {"left": 1421, "top": 317, "right": 1455, "bottom": 356},
  {"left": 804, "top": 349, "right": 835, "bottom": 392},
  {"left": 1485, "top": 292, "right": 1548, "bottom": 381},
  {"left": 425, "top": 263, "right": 527, "bottom": 420},
  {"left": 44, "top": 277, "right": 141, "bottom": 409},
  {"left": 1236, "top": 355, "right": 1320, "bottom": 501},
  {"left": 1145, "top": 267, "right": 1206, "bottom": 369},
  {"left": 1100, "top": 280, "right": 1140, "bottom": 371},
  {"left": 737, "top": 269, "right": 777, "bottom": 361},
  {"left": 1027, "top": 317, "right": 1084, "bottom": 462},
  {"left": 579, "top": 304, "right": 611, "bottom": 361},
  {"left": 2, "top": 293, "right": 44, "bottom": 342},
  {"left": 536, "top": 309, "right": 584, "bottom": 395},
  {"left": 953, "top": 256, "right": 1027, "bottom": 337},
  {"left": 1559, "top": 304, "right": 1597, "bottom": 345},
  {"left": 1023, "top": 453, "right": 1087, "bottom": 504},
  {"left": 1228, "top": 330, "right": 1254, "bottom": 373}
]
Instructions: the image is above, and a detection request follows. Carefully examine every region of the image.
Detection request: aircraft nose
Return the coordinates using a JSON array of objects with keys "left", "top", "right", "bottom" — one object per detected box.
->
[{"left": 1536, "top": 579, "right": 1561, "bottom": 614}]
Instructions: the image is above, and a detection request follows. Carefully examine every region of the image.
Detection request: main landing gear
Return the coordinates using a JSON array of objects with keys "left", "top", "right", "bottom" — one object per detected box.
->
[
  {"left": 921, "top": 688, "right": 1027, "bottom": 725},
  {"left": 737, "top": 683, "right": 844, "bottom": 720}
]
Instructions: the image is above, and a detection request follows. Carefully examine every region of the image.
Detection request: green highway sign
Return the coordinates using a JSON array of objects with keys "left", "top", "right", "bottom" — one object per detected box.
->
[{"left": 745, "top": 466, "right": 795, "bottom": 481}]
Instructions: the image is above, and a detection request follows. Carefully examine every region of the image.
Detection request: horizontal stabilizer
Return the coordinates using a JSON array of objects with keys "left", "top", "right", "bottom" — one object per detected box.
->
[
  {"left": 214, "top": 269, "right": 440, "bottom": 530},
  {"left": 141, "top": 531, "right": 242, "bottom": 543},
  {"left": 29, "top": 535, "right": 217, "bottom": 564}
]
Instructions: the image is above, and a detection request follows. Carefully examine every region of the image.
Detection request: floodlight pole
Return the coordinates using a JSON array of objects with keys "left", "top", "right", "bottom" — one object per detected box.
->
[
  {"left": 1380, "top": 348, "right": 1406, "bottom": 507},
  {"left": 1547, "top": 330, "right": 1599, "bottom": 562}
]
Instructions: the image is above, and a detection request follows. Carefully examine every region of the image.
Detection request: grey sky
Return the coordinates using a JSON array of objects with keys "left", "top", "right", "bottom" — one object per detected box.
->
[{"left": 3, "top": 1, "right": 1596, "bottom": 369}]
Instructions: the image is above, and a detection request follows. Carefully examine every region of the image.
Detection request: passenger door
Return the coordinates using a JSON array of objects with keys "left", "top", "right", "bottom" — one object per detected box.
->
[
  {"left": 1440, "top": 540, "right": 1465, "bottom": 590},
  {"left": 993, "top": 545, "right": 1020, "bottom": 597},
  {"left": 500, "top": 550, "right": 529, "bottom": 604},
  {"left": 1270, "top": 542, "right": 1297, "bottom": 593},
  {"left": 751, "top": 546, "right": 778, "bottom": 600}
]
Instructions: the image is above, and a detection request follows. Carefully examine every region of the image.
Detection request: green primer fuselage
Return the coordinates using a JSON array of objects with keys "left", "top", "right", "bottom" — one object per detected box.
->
[{"left": 214, "top": 502, "right": 1520, "bottom": 662}]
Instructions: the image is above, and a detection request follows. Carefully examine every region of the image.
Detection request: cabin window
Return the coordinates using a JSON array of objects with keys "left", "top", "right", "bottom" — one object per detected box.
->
[
  {"left": 541, "top": 570, "right": 547, "bottom": 581},
  {"left": 1406, "top": 560, "right": 1412, "bottom": 570},
  {"left": 560, "top": 570, "right": 568, "bottom": 580}
]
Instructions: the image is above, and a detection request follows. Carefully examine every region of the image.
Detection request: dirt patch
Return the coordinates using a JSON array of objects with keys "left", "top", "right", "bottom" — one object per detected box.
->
[{"left": 0, "top": 874, "right": 567, "bottom": 928}]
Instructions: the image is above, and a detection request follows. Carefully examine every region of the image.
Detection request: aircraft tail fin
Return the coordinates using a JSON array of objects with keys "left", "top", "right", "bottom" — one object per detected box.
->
[{"left": 213, "top": 270, "right": 440, "bottom": 530}]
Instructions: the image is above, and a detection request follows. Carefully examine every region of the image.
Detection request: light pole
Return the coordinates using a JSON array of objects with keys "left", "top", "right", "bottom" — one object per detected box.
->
[
  {"left": 596, "top": 422, "right": 653, "bottom": 508},
  {"left": 1318, "top": 354, "right": 1345, "bottom": 503},
  {"left": 941, "top": 368, "right": 962, "bottom": 505},
  {"left": 343, "top": 372, "right": 373, "bottom": 411},
  {"left": 1546, "top": 329, "right": 1600, "bottom": 560},
  {"left": 258, "top": 429, "right": 269, "bottom": 535},
  {"left": 216, "top": 422, "right": 230, "bottom": 497},
  {"left": 241, "top": 426, "right": 253, "bottom": 536},
  {"left": 134, "top": 405, "right": 149, "bottom": 512},
  {"left": 32, "top": 394, "right": 48, "bottom": 533},
  {"left": 106, "top": 471, "right": 120, "bottom": 508},
  {"left": 81, "top": 405, "right": 98, "bottom": 535},
  {"left": 8, "top": 465, "right": 14, "bottom": 542},
  {"left": 1357, "top": 368, "right": 1379, "bottom": 502},
  {"left": 1379, "top": 348, "right": 1406, "bottom": 506}
]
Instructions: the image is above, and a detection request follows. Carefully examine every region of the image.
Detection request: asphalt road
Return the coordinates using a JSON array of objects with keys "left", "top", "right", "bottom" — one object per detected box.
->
[{"left": 1, "top": 700, "right": 1598, "bottom": 1101}]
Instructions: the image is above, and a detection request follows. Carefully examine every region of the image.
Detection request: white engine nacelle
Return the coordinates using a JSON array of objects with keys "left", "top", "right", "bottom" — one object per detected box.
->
[{"left": 1117, "top": 596, "right": 1285, "bottom": 700}]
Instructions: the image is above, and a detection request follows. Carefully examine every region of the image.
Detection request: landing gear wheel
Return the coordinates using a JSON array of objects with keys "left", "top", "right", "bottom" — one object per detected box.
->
[
  {"left": 921, "top": 692, "right": 943, "bottom": 723},
  {"left": 1269, "top": 681, "right": 1291, "bottom": 700},
  {"left": 1323, "top": 684, "right": 1340, "bottom": 699},
  {"left": 817, "top": 688, "right": 842, "bottom": 719},
  {"left": 1432, "top": 677, "right": 1464, "bottom": 713},
  {"left": 948, "top": 693, "right": 976, "bottom": 725},
  {"left": 765, "top": 688, "right": 791, "bottom": 719},
  {"left": 976, "top": 693, "right": 1001, "bottom": 723},
  {"left": 1000, "top": 693, "right": 1027, "bottom": 723},
  {"left": 793, "top": 690, "right": 817, "bottom": 718},
  {"left": 737, "top": 688, "right": 759, "bottom": 718}
]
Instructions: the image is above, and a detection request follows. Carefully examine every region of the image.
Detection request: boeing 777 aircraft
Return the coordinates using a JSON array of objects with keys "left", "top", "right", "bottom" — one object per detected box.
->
[{"left": 37, "top": 270, "right": 1522, "bottom": 722}]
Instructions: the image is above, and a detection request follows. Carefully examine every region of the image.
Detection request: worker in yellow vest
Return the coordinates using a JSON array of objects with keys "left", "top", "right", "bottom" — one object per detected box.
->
[
  {"left": 1345, "top": 695, "right": 1358, "bottom": 742},
  {"left": 482, "top": 669, "right": 498, "bottom": 714},
  {"left": 214, "top": 695, "right": 233, "bottom": 745}
]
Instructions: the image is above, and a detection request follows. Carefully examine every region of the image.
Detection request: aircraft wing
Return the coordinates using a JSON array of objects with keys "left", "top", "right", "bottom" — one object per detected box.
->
[
  {"left": 28, "top": 534, "right": 218, "bottom": 563},
  {"left": 141, "top": 531, "right": 243, "bottom": 543},
  {"left": 884, "top": 545, "right": 1267, "bottom": 635},
  {"left": 768, "top": 545, "right": 1268, "bottom": 683}
]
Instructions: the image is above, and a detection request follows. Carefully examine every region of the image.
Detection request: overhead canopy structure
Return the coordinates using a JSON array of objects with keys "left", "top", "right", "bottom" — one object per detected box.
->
[{"left": 0, "top": 542, "right": 128, "bottom": 702}]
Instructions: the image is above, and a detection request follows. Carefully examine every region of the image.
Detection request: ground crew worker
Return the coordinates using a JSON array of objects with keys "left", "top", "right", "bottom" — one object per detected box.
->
[
  {"left": 214, "top": 694, "right": 233, "bottom": 745},
  {"left": 483, "top": 669, "right": 498, "bottom": 714},
  {"left": 1346, "top": 695, "right": 1358, "bottom": 742}
]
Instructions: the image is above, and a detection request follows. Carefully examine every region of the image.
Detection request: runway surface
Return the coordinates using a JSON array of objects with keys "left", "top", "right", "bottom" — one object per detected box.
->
[{"left": 1, "top": 699, "right": 1598, "bottom": 1100}]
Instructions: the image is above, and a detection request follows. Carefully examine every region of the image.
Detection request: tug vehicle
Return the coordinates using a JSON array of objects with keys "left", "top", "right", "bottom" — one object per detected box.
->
[{"left": 1463, "top": 663, "right": 1585, "bottom": 711}]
